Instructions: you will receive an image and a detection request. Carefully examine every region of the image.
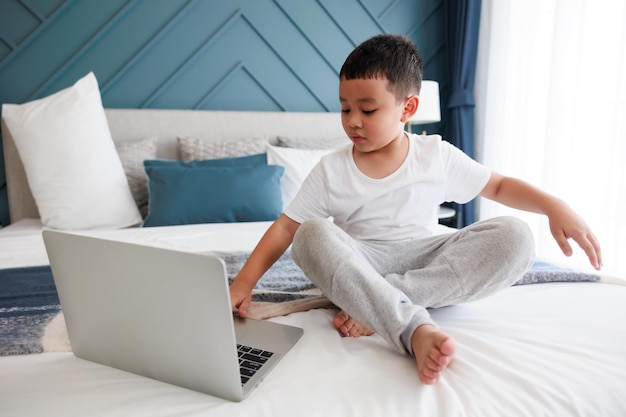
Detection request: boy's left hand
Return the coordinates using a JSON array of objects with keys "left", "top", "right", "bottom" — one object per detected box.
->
[
  {"left": 481, "top": 173, "right": 602, "bottom": 271},
  {"left": 547, "top": 203, "right": 602, "bottom": 270}
]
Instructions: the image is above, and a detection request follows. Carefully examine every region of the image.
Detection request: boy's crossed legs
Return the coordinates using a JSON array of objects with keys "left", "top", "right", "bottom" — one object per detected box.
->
[{"left": 291, "top": 216, "right": 534, "bottom": 384}]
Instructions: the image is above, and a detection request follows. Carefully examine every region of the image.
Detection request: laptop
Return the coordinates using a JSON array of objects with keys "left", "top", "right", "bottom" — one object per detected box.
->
[{"left": 42, "top": 230, "right": 303, "bottom": 402}]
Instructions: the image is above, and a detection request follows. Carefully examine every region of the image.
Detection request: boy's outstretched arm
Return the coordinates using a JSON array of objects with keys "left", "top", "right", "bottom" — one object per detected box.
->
[
  {"left": 229, "top": 214, "right": 301, "bottom": 317},
  {"left": 480, "top": 172, "right": 602, "bottom": 270}
]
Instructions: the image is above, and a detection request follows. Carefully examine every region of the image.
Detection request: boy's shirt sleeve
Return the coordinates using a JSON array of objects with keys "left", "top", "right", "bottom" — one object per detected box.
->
[
  {"left": 283, "top": 160, "right": 330, "bottom": 223},
  {"left": 439, "top": 140, "right": 491, "bottom": 204}
]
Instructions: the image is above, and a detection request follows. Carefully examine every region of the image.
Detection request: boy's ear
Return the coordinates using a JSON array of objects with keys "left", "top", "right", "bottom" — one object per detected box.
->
[{"left": 401, "top": 95, "right": 419, "bottom": 123}]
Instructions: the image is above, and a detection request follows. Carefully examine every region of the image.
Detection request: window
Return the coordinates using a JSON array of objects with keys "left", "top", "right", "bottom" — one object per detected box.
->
[{"left": 475, "top": 1, "right": 626, "bottom": 276}]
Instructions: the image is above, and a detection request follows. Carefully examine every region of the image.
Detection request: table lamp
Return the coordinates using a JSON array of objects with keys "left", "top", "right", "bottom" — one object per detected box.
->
[{"left": 408, "top": 80, "right": 441, "bottom": 135}]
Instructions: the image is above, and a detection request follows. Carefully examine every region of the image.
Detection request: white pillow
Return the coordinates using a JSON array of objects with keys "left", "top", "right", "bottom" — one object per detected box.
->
[
  {"left": 266, "top": 144, "right": 336, "bottom": 208},
  {"left": 1, "top": 72, "right": 141, "bottom": 229}
]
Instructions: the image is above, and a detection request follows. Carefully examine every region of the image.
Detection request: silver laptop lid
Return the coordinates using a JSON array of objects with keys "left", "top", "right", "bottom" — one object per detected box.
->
[{"left": 42, "top": 230, "right": 302, "bottom": 401}]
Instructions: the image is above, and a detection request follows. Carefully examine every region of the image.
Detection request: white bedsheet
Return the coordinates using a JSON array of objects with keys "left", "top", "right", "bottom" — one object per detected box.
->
[
  {"left": 0, "top": 219, "right": 274, "bottom": 268},
  {"left": 1, "top": 220, "right": 626, "bottom": 416}
]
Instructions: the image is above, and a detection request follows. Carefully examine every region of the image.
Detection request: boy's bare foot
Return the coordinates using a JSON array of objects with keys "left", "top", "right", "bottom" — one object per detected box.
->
[
  {"left": 333, "top": 310, "right": 374, "bottom": 337},
  {"left": 411, "top": 324, "right": 456, "bottom": 384}
]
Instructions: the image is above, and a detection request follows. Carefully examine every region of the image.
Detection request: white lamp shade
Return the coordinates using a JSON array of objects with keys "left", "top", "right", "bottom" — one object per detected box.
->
[{"left": 410, "top": 80, "right": 441, "bottom": 125}]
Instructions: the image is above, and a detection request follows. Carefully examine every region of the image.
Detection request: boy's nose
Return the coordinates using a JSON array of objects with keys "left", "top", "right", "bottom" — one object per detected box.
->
[{"left": 347, "top": 114, "right": 362, "bottom": 129}]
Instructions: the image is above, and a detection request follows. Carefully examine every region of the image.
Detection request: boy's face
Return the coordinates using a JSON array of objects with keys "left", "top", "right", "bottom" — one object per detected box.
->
[{"left": 339, "top": 77, "right": 415, "bottom": 153}]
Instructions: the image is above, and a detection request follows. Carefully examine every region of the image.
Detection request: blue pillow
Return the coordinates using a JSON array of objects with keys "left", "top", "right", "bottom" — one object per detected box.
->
[{"left": 142, "top": 157, "right": 284, "bottom": 227}]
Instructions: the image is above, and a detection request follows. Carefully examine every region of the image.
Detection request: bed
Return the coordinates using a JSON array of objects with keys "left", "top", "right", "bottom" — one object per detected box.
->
[{"left": 1, "top": 73, "right": 626, "bottom": 417}]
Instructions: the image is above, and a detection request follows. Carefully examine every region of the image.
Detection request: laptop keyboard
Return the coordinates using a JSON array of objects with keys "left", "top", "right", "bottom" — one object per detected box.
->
[{"left": 237, "top": 344, "right": 274, "bottom": 385}]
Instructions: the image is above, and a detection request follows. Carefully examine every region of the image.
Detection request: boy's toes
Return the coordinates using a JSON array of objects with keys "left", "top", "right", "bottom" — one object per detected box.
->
[
  {"left": 332, "top": 311, "right": 374, "bottom": 338},
  {"left": 333, "top": 311, "right": 350, "bottom": 331},
  {"left": 411, "top": 325, "right": 456, "bottom": 385}
]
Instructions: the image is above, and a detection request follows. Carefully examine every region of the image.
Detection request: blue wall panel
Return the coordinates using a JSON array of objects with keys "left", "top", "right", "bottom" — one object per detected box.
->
[{"left": 0, "top": 0, "right": 447, "bottom": 226}]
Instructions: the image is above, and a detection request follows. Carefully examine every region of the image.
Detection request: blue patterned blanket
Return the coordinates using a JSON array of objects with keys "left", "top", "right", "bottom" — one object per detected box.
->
[{"left": 0, "top": 253, "right": 600, "bottom": 355}]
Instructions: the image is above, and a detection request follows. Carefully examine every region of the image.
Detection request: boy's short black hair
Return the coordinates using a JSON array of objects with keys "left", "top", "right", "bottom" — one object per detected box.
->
[{"left": 340, "top": 34, "right": 423, "bottom": 102}]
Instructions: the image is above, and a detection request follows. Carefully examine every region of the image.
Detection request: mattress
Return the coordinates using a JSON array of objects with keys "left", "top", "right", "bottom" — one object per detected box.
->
[
  {"left": 0, "top": 218, "right": 274, "bottom": 269},
  {"left": 1, "top": 219, "right": 626, "bottom": 416}
]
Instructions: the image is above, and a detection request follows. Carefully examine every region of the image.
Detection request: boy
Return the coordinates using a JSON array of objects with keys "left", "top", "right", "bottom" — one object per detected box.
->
[{"left": 229, "top": 34, "right": 602, "bottom": 385}]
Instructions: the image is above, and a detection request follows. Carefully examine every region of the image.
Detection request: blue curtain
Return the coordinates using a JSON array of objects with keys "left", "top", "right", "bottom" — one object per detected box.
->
[{"left": 445, "top": 0, "right": 482, "bottom": 227}]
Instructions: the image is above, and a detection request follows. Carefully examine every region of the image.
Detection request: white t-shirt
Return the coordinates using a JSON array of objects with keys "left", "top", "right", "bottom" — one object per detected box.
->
[{"left": 284, "top": 133, "right": 491, "bottom": 241}]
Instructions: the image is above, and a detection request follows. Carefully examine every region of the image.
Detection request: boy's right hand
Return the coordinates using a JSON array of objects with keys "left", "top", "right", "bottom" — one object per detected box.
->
[
  {"left": 227, "top": 215, "right": 300, "bottom": 318},
  {"left": 229, "top": 279, "right": 254, "bottom": 318}
]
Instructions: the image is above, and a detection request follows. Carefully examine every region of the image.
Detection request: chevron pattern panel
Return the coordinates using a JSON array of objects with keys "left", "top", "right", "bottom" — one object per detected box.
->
[{"left": 0, "top": 0, "right": 447, "bottom": 225}]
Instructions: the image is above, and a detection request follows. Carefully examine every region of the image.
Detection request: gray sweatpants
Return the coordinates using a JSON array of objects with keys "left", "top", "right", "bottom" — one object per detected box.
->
[{"left": 291, "top": 216, "right": 535, "bottom": 355}]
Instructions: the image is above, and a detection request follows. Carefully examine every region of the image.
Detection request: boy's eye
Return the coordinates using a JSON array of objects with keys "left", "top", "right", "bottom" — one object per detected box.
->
[{"left": 340, "top": 108, "right": 376, "bottom": 115}]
